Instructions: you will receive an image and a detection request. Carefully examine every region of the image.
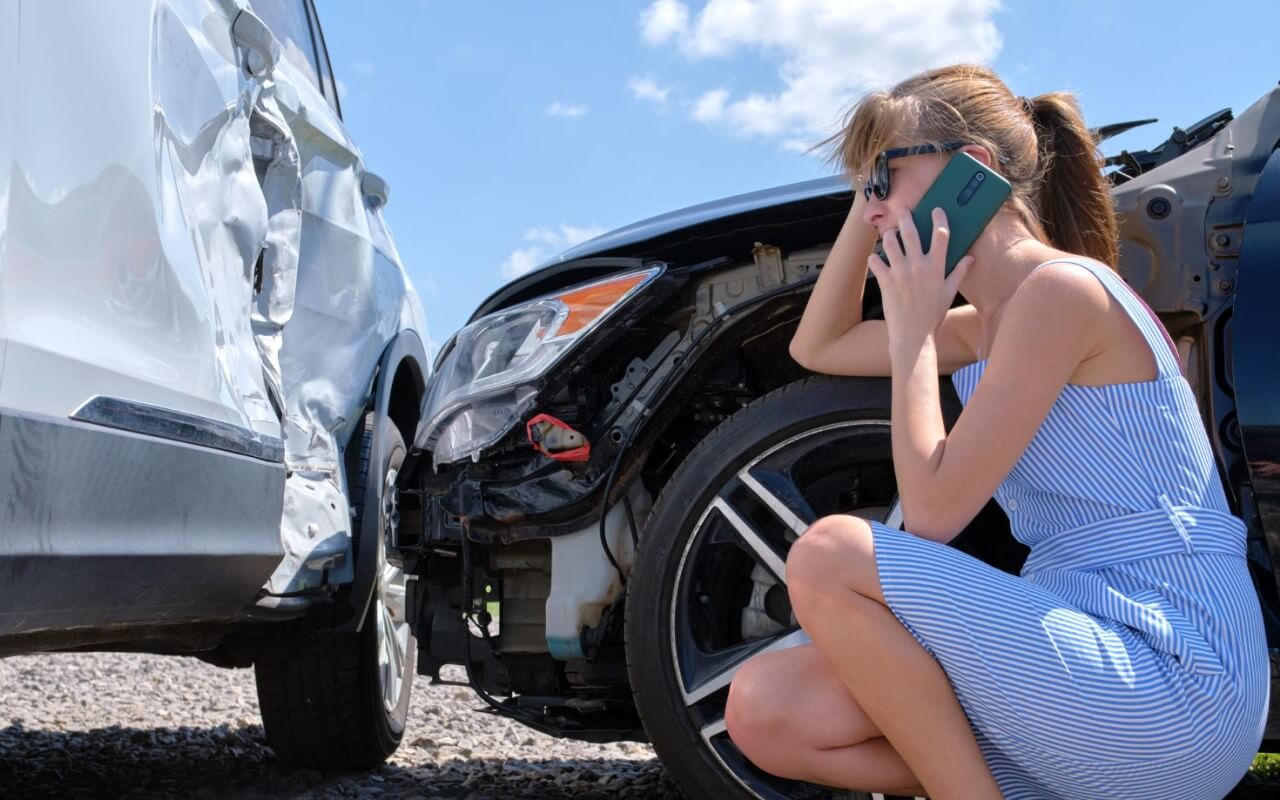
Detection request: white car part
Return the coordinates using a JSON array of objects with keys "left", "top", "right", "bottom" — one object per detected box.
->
[{"left": 545, "top": 479, "right": 653, "bottom": 660}]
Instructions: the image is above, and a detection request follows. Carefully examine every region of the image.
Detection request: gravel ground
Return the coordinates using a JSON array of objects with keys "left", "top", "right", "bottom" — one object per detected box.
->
[
  {"left": 0, "top": 652, "right": 680, "bottom": 800},
  {"left": 1, "top": 651, "right": 1276, "bottom": 799}
]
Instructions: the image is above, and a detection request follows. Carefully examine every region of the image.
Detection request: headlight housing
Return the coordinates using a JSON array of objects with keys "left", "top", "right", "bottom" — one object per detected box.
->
[{"left": 421, "top": 265, "right": 663, "bottom": 466}]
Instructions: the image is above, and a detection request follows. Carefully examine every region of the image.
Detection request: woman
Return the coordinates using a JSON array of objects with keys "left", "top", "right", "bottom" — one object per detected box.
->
[{"left": 722, "top": 64, "right": 1269, "bottom": 799}]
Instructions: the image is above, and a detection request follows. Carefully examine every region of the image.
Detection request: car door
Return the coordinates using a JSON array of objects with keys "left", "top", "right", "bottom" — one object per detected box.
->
[
  {"left": 0, "top": 0, "right": 291, "bottom": 639},
  {"left": 246, "top": 0, "right": 426, "bottom": 598}
]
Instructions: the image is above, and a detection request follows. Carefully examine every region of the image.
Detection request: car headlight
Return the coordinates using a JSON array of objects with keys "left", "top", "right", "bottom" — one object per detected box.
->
[{"left": 421, "top": 265, "right": 663, "bottom": 466}]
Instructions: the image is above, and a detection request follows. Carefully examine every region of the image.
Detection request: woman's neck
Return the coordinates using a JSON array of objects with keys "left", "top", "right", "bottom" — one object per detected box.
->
[{"left": 959, "top": 219, "right": 1064, "bottom": 325}]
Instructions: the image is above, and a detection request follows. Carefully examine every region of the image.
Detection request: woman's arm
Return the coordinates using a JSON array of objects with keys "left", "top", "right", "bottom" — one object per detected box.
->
[
  {"left": 788, "top": 193, "right": 982, "bottom": 376},
  {"left": 788, "top": 192, "right": 879, "bottom": 364}
]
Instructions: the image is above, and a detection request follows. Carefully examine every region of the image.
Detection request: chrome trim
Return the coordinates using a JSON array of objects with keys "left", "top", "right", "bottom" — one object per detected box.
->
[{"left": 70, "top": 396, "right": 284, "bottom": 463}]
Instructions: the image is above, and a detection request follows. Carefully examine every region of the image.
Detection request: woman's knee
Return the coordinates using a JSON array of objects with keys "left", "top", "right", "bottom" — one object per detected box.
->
[
  {"left": 725, "top": 655, "right": 809, "bottom": 774},
  {"left": 727, "top": 648, "right": 880, "bottom": 778},
  {"left": 787, "top": 514, "right": 877, "bottom": 613}
]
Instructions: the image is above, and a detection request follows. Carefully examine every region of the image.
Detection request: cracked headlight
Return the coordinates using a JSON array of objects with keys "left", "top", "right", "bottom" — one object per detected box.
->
[{"left": 421, "top": 266, "right": 662, "bottom": 466}]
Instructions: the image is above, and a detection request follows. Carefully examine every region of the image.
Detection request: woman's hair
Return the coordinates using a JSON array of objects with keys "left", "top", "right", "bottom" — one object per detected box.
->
[{"left": 827, "top": 64, "right": 1119, "bottom": 268}]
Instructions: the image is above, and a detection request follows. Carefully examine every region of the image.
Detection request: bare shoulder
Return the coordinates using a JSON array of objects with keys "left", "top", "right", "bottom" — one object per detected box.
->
[
  {"left": 994, "top": 258, "right": 1111, "bottom": 366},
  {"left": 1012, "top": 259, "right": 1110, "bottom": 328}
]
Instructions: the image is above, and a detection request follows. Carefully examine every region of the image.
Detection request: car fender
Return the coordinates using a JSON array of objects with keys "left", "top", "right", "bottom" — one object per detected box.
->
[{"left": 343, "top": 329, "right": 428, "bottom": 632}]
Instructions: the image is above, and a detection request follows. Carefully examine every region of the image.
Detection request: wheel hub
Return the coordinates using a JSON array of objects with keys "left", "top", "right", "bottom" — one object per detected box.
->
[{"left": 375, "top": 467, "right": 411, "bottom": 716}]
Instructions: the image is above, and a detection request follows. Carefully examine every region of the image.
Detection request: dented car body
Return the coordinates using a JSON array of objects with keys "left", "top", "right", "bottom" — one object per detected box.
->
[
  {"left": 404, "top": 86, "right": 1280, "bottom": 799},
  {"left": 0, "top": 0, "right": 429, "bottom": 768}
]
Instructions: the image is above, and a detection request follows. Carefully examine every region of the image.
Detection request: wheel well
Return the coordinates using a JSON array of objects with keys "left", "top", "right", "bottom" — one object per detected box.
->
[
  {"left": 387, "top": 359, "right": 425, "bottom": 447},
  {"left": 637, "top": 301, "right": 811, "bottom": 503}
]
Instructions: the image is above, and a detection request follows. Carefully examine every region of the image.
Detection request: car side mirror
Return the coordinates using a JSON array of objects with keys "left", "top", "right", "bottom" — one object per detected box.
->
[{"left": 361, "top": 171, "right": 390, "bottom": 211}]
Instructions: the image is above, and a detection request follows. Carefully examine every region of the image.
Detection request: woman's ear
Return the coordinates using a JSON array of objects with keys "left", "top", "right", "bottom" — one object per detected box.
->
[{"left": 961, "top": 145, "right": 994, "bottom": 168}]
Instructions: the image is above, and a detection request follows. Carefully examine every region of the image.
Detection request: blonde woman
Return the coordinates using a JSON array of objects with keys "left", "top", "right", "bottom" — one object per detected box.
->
[{"left": 723, "top": 64, "right": 1268, "bottom": 799}]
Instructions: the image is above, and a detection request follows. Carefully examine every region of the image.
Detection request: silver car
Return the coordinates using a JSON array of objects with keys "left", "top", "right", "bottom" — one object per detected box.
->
[{"left": 0, "top": 0, "right": 429, "bottom": 768}]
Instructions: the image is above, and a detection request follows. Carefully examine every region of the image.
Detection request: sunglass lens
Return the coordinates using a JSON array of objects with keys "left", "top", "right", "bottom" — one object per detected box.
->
[{"left": 873, "top": 155, "right": 889, "bottom": 199}]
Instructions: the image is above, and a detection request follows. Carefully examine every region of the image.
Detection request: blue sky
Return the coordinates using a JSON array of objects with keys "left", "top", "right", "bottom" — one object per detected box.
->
[{"left": 313, "top": 0, "right": 1278, "bottom": 360}]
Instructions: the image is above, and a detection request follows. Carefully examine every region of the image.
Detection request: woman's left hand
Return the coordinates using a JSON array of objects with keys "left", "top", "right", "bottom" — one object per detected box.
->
[{"left": 867, "top": 207, "right": 974, "bottom": 353}]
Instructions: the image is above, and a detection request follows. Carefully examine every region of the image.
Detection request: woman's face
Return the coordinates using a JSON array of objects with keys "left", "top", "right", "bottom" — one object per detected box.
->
[
  {"left": 858, "top": 151, "right": 949, "bottom": 238},
  {"left": 858, "top": 144, "right": 990, "bottom": 240}
]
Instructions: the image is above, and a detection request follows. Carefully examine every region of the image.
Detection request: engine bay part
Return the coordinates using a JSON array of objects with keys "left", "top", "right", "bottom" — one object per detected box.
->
[
  {"left": 546, "top": 480, "right": 653, "bottom": 660},
  {"left": 527, "top": 413, "right": 591, "bottom": 462}
]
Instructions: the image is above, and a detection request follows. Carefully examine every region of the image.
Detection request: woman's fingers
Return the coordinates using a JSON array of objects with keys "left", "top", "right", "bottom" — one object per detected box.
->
[
  {"left": 930, "top": 208, "right": 951, "bottom": 270},
  {"left": 945, "top": 255, "right": 974, "bottom": 296},
  {"left": 896, "top": 208, "right": 923, "bottom": 258},
  {"left": 881, "top": 226, "right": 904, "bottom": 268},
  {"left": 867, "top": 252, "right": 889, "bottom": 282}
]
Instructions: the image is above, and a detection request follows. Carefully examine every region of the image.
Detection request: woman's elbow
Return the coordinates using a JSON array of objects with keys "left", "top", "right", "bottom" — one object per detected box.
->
[
  {"left": 788, "top": 337, "right": 817, "bottom": 370},
  {"left": 902, "top": 507, "right": 963, "bottom": 544}
]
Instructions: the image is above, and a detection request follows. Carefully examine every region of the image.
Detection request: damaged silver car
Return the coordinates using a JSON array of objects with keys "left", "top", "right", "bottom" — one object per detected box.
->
[{"left": 0, "top": 0, "right": 429, "bottom": 768}]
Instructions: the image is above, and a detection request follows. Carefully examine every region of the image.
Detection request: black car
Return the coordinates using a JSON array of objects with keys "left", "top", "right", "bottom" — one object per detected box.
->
[{"left": 399, "top": 85, "right": 1280, "bottom": 799}]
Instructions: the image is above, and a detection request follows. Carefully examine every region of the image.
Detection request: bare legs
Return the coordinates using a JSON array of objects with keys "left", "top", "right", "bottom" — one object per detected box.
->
[
  {"left": 724, "top": 514, "right": 1002, "bottom": 799},
  {"left": 726, "top": 645, "right": 927, "bottom": 795}
]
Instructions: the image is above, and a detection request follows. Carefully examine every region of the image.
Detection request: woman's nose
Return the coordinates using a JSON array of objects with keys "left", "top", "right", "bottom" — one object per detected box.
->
[{"left": 861, "top": 195, "right": 885, "bottom": 228}]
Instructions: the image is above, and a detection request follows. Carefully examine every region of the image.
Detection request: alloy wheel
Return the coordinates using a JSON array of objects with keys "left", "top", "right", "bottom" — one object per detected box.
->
[
  {"left": 376, "top": 467, "right": 412, "bottom": 718},
  {"left": 667, "top": 419, "right": 922, "bottom": 800}
]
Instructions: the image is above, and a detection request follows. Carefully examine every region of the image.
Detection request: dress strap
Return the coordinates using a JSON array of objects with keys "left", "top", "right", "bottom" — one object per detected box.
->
[{"left": 1030, "top": 257, "right": 1182, "bottom": 379}]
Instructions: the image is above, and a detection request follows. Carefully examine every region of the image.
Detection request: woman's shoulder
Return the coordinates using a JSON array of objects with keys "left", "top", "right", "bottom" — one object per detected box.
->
[
  {"left": 1017, "top": 252, "right": 1114, "bottom": 315},
  {"left": 1001, "top": 254, "right": 1114, "bottom": 356}
]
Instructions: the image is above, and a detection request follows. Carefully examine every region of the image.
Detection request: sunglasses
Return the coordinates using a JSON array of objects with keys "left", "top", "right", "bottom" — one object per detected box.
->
[{"left": 861, "top": 141, "right": 970, "bottom": 201}]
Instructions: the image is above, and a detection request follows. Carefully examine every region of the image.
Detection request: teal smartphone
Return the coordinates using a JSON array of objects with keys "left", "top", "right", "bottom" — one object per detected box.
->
[{"left": 902, "top": 151, "right": 1012, "bottom": 277}]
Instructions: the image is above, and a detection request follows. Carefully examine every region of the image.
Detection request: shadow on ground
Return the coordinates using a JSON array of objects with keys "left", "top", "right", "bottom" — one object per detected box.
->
[
  {"left": 0, "top": 723, "right": 680, "bottom": 799},
  {"left": 3, "top": 723, "right": 1279, "bottom": 799}
]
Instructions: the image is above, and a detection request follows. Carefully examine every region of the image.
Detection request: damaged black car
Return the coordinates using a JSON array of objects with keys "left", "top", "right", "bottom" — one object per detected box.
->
[{"left": 396, "top": 85, "right": 1280, "bottom": 800}]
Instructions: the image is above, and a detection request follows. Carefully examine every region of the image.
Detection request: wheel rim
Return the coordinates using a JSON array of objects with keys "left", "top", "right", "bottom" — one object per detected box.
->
[
  {"left": 668, "top": 419, "right": 918, "bottom": 800},
  {"left": 376, "top": 466, "right": 412, "bottom": 717}
]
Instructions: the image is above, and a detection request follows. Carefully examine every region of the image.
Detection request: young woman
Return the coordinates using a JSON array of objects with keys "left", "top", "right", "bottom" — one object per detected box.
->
[{"left": 722, "top": 64, "right": 1269, "bottom": 799}]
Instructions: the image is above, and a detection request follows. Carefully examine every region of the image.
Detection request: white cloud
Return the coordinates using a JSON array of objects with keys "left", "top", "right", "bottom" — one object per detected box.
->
[
  {"left": 500, "top": 247, "right": 546, "bottom": 280},
  {"left": 641, "top": 0, "right": 690, "bottom": 45},
  {"left": 692, "top": 88, "right": 729, "bottom": 122},
  {"left": 547, "top": 101, "right": 588, "bottom": 118},
  {"left": 351, "top": 60, "right": 375, "bottom": 77},
  {"left": 523, "top": 227, "right": 564, "bottom": 247},
  {"left": 628, "top": 75, "right": 672, "bottom": 104},
  {"left": 638, "top": 0, "right": 1002, "bottom": 150},
  {"left": 336, "top": 79, "right": 349, "bottom": 100},
  {"left": 559, "top": 223, "right": 606, "bottom": 245},
  {"left": 501, "top": 224, "right": 608, "bottom": 279}
]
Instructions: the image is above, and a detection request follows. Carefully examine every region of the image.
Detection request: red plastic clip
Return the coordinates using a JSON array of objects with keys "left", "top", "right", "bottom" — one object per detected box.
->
[{"left": 526, "top": 413, "right": 591, "bottom": 462}]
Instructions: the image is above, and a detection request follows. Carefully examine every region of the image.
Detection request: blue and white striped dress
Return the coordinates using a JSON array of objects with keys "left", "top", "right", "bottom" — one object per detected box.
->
[{"left": 869, "top": 256, "right": 1269, "bottom": 799}]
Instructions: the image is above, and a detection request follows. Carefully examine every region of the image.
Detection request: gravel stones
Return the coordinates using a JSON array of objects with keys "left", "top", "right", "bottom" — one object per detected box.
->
[
  {"left": 0, "top": 653, "right": 680, "bottom": 799},
  {"left": 2, "top": 652, "right": 1271, "bottom": 798}
]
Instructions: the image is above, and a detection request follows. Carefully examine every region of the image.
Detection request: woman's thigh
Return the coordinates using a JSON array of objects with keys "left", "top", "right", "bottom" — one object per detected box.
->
[{"left": 725, "top": 643, "right": 880, "bottom": 750}]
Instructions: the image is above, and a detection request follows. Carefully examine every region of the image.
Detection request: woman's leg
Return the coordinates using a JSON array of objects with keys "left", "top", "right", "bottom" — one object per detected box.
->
[
  {"left": 725, "top": 644, "right": 927, "bottom": 795},
  {"left": 786, "top": 514, "right": 1003, "bottom": 800}
]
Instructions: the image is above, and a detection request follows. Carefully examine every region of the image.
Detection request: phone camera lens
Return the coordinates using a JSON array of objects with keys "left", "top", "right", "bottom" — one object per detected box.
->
[{"left": 975, "top": 172, "right": 985, "bottom": 181}]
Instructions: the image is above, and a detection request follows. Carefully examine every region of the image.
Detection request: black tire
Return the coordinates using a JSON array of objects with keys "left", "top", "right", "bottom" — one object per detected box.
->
[
  {"left": 255, "top": 414, "right": 417, "bottom": 769},
  {"left": 626, "top": 375, "right": 1012, "bottom": 800}
]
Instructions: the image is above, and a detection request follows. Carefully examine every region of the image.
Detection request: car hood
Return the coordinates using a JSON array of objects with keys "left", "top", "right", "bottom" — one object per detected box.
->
[{"left": 467, "top": 175, "right": 850, "bottom": 324}]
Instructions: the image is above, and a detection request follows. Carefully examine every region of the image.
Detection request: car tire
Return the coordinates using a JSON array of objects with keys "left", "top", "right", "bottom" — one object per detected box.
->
[
  {"left": 625, "top": 374, "right": 1007, "bottom": 800},
  {"left": 255, "top": 414, "right": 417, "bottom": 769}
]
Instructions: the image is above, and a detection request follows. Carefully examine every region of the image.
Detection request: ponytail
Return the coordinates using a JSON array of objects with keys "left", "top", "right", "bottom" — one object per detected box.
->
[
  {"left": 1027, "top": 93, "right": 1119, "bottom": 268},
  {"left": 831, "top": 65, "right": 1120, "bottom": 270}
]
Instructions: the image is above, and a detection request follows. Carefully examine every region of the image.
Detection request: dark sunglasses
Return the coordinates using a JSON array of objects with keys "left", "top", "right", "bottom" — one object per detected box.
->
[{"left": 862, "top": 141, "right": 970, "bottom": 201}]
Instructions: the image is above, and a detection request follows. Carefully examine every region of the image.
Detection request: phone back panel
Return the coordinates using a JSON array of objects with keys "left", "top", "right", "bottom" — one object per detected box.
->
[{"left": 911, "top": 152, "right": 1012, "bottom": 276}]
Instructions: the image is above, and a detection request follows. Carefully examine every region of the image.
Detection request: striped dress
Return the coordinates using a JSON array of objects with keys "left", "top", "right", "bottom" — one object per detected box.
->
[{"left": 868, "top": 256, "right": 1270, "bottom": 799}]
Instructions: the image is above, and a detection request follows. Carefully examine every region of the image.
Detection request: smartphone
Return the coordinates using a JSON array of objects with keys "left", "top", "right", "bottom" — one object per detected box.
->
[{"left": 900, "top": 151, "right": 1012, "bottom": 277}]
